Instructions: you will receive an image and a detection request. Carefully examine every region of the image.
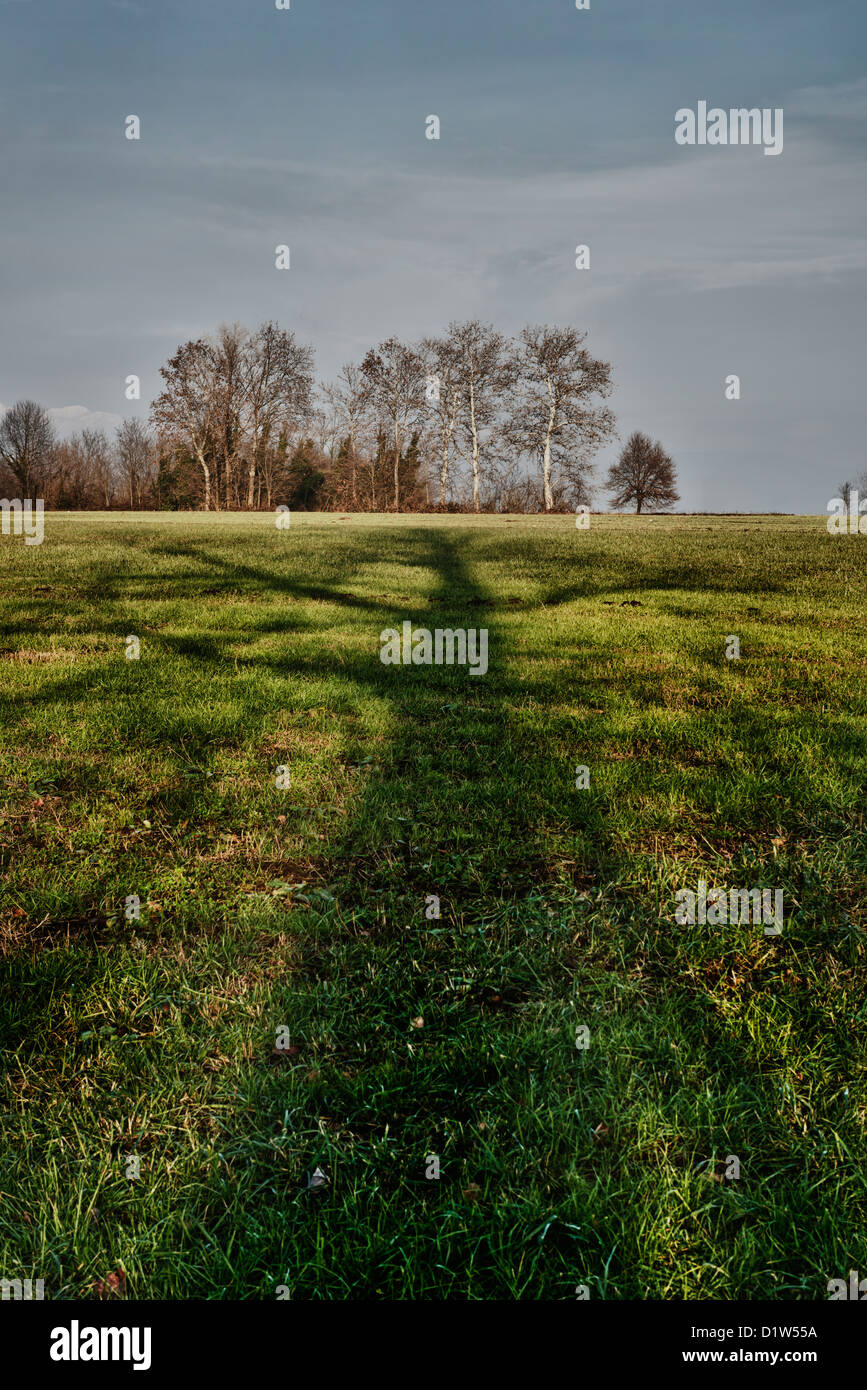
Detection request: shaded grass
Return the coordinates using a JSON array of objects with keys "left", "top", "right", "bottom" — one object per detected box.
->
[{"left": 0, "top": 511, "right": 865, "bottom": 1299}]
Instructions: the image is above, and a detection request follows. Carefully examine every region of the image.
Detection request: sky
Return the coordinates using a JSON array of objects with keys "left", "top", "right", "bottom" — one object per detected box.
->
[{"left": 1, "top": 0, "right": 865, "bottom": 511}]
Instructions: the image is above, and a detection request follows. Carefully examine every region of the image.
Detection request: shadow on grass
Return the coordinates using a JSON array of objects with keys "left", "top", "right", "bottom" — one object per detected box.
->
[{"left": 1, "top": 522, "right": 864, "bottom": 1297}]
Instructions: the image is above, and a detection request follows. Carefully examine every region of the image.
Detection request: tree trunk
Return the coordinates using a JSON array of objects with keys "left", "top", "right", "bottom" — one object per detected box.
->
[
  {"left": 199, "top": 462, "right": 211, "bottom": 510},
  {"left": 469, "top": 380, "right": 480, "bottom": 513},
  {"left": 543, "top": 438, "right": 554, "bottom": 512},
  {"left": 247, "top": 463, "right": 256, "bottom": 509},
  {"left": 394, "top": 422, "right": 401, "bottom": 510},
  {"left": 439, "top": 397, "right": 456, "bottom": 507},
  {"left": 543, "top": 377, "right": 556, "bottom": 512}
]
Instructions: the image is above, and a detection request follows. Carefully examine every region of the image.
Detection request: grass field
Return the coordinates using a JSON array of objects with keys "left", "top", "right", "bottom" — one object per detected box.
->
[{"left": 0, "top": 510, "right": 865, "bottom": 1300}]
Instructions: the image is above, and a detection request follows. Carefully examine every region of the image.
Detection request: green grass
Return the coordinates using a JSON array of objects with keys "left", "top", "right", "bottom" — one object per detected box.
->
[{"left": 0, "top": 510, "right": 864, "bottom": 1300}]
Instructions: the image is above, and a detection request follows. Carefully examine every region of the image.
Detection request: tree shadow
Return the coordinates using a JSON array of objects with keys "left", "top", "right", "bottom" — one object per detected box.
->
[{"left": 2, "top": 519, "right": 860, "bottom": 1297}]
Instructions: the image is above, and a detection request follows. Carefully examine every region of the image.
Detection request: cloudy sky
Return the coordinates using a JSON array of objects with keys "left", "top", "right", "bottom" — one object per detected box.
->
[{"left": 1, "top": 0, "right": 864, "bottom": 510}]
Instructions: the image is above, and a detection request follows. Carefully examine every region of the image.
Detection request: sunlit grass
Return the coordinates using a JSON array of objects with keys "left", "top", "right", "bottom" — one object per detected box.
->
[{"left": 0, "top": 511, "right": 864, "bottom": 1299}]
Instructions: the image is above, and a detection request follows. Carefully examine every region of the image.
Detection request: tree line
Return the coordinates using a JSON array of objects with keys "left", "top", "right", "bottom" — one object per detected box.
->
[{"left": 0, "top": 320, "right": 679, "bottom": 514}]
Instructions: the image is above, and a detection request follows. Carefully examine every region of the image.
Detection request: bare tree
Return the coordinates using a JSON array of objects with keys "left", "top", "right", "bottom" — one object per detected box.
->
[
  {"left": 52, "top": 436, "right": 94, "bottom": 509},
  {"left": 306, "top": 406, "right": 336, "bottom": 463},
  {"left": 151, "top": 339, "right": 221, "bottom": 510},
  {"left": 361, "top": 338, "right": 426, "bottom": 510},
  {"left": 507, "top": 326, "right": 615, "bottom": 512},
  {"left": 0, "top": 399, "right": 55, "bottom": 496},
  {"left": 447, "top": 321, "right": 511, "bottom": 514},
  {"left": 606, "top": 431, "right": 679, "bottom": 514},
  {"left": 214, "top": 323, "right": 247, "bottom": 509},
  {"left": 80, "top": 429, "right": 116, "bottom": 508},
  {"left": 421, "top": 334, "right": 463, "bottom": 507},
  {"left": 321, "top": 361, "right": 372, "bottom": 508},
  {"left": 242, "top": 323, "right": 315, "bottom": 509},
  {"left": 116, "top": 419, "right": 154, "bottom": 509},
  {"left": 837, "top": 473, "right": 867, "bottom": 506}
]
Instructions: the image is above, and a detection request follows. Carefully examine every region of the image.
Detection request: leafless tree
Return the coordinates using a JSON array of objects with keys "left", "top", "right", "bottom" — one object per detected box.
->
[
  {"left": 0, "top": 399, "right": 55, "bottom": 496},
  {"left": 241, "top": 322, "right": 315, "bottom": 509},
  {"left": 52, "top": 436, "right": 94, "bottom": 509},
  {"left": 151, "top": 339, "right": 221, "bottom": 510},
  {"left": 606, "top": 431, "right": 679, "bottom": 513},
  {"left": 306, "top": 407, "right": 336, "bottom": 462},
  {"left": 421, "top": 333, "right": 463, "bottom": 507},
  {"left": 447, "top": 321, "right": 512, "bottom": 514},
  {"left": 79, "top": 429, "right": 116, "bottom": 508},
  {"left": 214, "top": 323, "right": 247, "bottom": 509},
  {"left": 116, "top": 419, "right": 154, "bottom": 509},
  {"left": 507, "top": 325, "right": 615, "bottom": 512},
  {"left": 321, "top": 361, "right": 372, "bottom": 508},
  {"left": 361, "top": 338, "right": 426, "bottom": 510},
  {"left": 152, "top": 325, "right": 315, "bottom": 512},
  {"left": 839, "top": 470, "right": 867, "bottom": 509}
]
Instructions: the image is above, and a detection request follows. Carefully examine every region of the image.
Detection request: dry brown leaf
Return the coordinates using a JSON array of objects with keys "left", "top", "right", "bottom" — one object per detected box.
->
[{"left": 93, "top": 1269, "right": 127, "bottom": 1299}]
